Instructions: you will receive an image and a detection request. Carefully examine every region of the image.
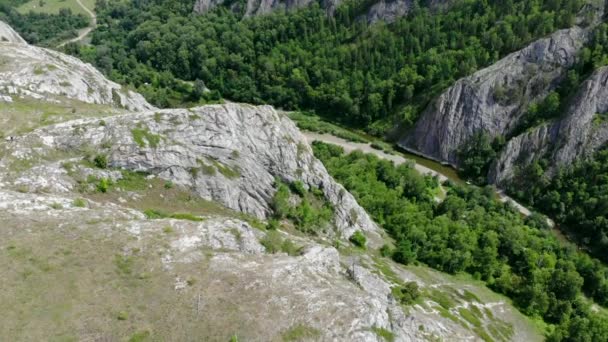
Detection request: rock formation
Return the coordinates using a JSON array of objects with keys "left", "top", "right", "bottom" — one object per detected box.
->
[
  {"left": 0, "top": 20, "right": 153, "bottom": 111},
  {"left": 0, "top": 19, "right": 26, "bottom": 44},
  {"left": 398, "top": 27, "right": 587, "bottom": 167},
  {"left": 490, "top": 66, "right": 608, "bottom": 184},
  {"left": 193, "top": 0, "right": 447, "bottom": 22},
  {"left": 0, "top": 19, "right": 542, "bottom": 342}
]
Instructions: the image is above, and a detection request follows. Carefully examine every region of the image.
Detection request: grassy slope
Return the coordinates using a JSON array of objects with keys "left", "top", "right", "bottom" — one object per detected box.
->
[{"left": 17, "top": 0, "right": 95, "bottom": 16}]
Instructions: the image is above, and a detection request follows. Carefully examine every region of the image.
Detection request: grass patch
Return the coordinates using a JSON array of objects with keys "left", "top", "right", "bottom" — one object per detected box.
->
[
  {"left": 128, "top": 331, "right": 150, "bottom": 342},
  {"left": 72, "top": 198, "right": 87, "bottom": 207},
  {"left": 281, "top": 324, "right": 321, "bottom": 342},
  {"left": 458, "top": 307, "right": 482, "bottom": 328},
  {"left": 212, "top": 160, "right": 240, "bottom": 179},
  {"left": 473, "top": 327, "right": 494, "bottom": 342},
  {"left": 371, "top": 326, "right": 395, "bottom": 342},
  {"left": 115, "top": 170, "right": 149, "bottom": 191},
  {"left": 461, "top": 289, "right": 481, "bottom": 302},
  {"left": 114, "top": 255, "right": 135, "bottom": 276},
  {"left": 427, "top": 288, "right": 456, "bottom": 309},
  {"left": 260, "top": 230, "right": 301, "bottom": 256},
  {"left": 131, "top": 128, "right": 162, "bottom": 148},
  {"left": 288, "top": 112, "right": 367, "bottom": 143},
  {"left": 143, "top": 209, "right": 204, "bottom": 222}
]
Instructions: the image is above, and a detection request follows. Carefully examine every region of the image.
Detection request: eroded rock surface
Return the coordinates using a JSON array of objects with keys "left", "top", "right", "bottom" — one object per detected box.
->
[
  {"left": 0, "top": 20, "right": 153, "bottom": 111},
  {"left": 1, "top": 103, "right": 380, "bottom": 242},
  {"left": 399, "top": 27, "right": 587, "bottom": 167},
  {"left": 490, "top": 66, "right": 608, "bottom": 183},
  {"left": 0, "top": 20, "right": 26, "bottom": 44}
]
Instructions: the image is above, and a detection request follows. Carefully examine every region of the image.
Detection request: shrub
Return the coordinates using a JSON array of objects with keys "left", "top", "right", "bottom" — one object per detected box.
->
[
  {"left": 97, "top": 178, "right": 110, "bottom": 193},
  {"left": 379, "top": 244, "right": 393, "bottom": 257},
  {"left": 93, "top": 154, "right": 108, "bottom": 169},
  {"left": 260, "top": 230, "right": 283, "bottom": 253},
  {"left": 72, "top": 198, "right": 87, "bottom": 207},
  {"left": 349, "top": 231, "right": 367, "bottom": 248},
  {"left": 392, "top": 281, "right": 420, "bottom": 305}
]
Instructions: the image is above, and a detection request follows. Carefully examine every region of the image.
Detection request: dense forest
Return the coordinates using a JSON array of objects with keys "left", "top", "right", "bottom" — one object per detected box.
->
[
  {"left": 509, "top": 148, "right": 608, "bottom": 264},
  {"left": 0, "top": 1, "right": 89, "bottom": 46},
  {"left": 66, "top": 0, "right": 586, "bottom": 132},
  {"left": 313, "top": 141, "right": 608, "bottom": 341}
]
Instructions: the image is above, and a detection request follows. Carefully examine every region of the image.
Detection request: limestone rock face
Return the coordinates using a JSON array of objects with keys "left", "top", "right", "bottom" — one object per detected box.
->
[
  {"left": 2, "top": 103, "right": 380, "bottom": 241},
  {"left": 490, "top": 66, "right": 608, "bottom": 184},
  {"left": 0, "top": 20, "right": 154, "bottom": 111},
  {"left": 398, "top": 27, "right": 587, "bottom": 167},
  {"left": 193, "top": 0, "right": 339, "bottom": 16},
  {"left": 0, "top": 20, "right": 26, "bottom": 44},
  {"left": 193, "top": 0, "right": 446, "bottom": 20}
]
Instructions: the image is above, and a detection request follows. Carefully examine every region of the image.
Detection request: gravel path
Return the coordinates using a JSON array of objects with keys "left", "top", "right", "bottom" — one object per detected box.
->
[{"left": 57, "top": 0, "right": 97, "bottom": 48}]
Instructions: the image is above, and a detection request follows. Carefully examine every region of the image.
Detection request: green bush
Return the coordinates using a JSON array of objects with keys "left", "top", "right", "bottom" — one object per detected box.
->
[
  {"left": 392, "top": 282, "right": 420, "bottom": 305},
  {"left": 97, "top": 178, "right": 110, "bottom": 193},
  {"left": 349, "top": 231, "right": 367, "bottom": 248},
  {"left": 93, "top": 154, "right": 108, "bottom": 169},
  {"left": 72, "top": 198, "right": 87, "bottom": 207}
]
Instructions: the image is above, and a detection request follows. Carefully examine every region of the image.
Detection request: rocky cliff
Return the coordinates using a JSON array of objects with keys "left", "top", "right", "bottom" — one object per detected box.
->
[
  {"left": 0, "top": 20, "right": 153, "bottom": 112},
  {"left": 193, "top": 0, "right": 447, "bottom": 22},
  {"left": 193, "top": 0, "right": 342, "bottom": 16},
  {"left": 0, "top": 19, "right": 26, "bottom": 44},
  {"left": 0, "top": 103, "right": 380, "bottom": 242},
  {"left": 398, "top": 27, "right": 587, "bottom": 167},
  {"left": 0, "top": 20, "right": 542, "bottom": 342},
  {"left": 490, "top": 66, "right": 608, "bottom": 184}
]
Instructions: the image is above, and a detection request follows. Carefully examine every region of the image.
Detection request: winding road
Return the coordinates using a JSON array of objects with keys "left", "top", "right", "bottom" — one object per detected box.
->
[
  {"left": 303, "top": 131, "right": 552, "bottom": 225},
  {"left": 57, "top": 0, "right": 96, "bottom": 48}
]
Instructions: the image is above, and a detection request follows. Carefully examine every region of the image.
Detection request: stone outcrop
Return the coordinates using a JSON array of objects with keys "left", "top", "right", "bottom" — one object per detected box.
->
[
  {"left": 193, "top": 0, "right": 447, "bottom": 21},
  {"left": 0, "top": 185, "right": 542, "bottom": 341},
  {"left": 193, "top": 0, "right": 342, "bottom": 16},
  {"left": 398, "top": 27, "right": 587, "bottom": 167},
  {"left": 0, "top": 20, "right": 153, "bottom": 111},
  {"left": 0, "top": 20, "right": 26, "bottom": 44},
  {"left": 490, "top": 66, "right": 608, "bottom": 184},
  {"left": 2, "top": 103, "right": 380, "bottom": 241}
]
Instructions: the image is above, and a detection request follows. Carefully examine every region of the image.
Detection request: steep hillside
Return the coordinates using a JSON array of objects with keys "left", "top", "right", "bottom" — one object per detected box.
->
[
  {"left": 0, "top": 21, "right": 153, "bottom": 112},
  {"left": 490, "top": 66, "right": 608, "bottom": 184},
  {"left": 193, "top": 0, "right": 449, "bottom": 22},
  {"left": 0, "top": 19, "right": 26, "bottom": 43},
  {"left": 398, "top": 27, "right": 587, "bottom": 167},
  {"left": 0, "top": 19, "right": 549, "bottom": 342}
]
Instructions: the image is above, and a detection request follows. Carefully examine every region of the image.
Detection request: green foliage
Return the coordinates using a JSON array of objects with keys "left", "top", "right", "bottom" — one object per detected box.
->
[
  {"left": 458, "top": 132, "right": 502, "bottom": 184},
  {"left": 260, "top": 230, "right": 301, "bottom": 256},
  {"left": 72, "top": 198, "right": 86, "bottom": 208},
  {"left": 313, "top": 141, "right": 608, "bottom": 340},
  {"left": 131, "top": 128, "right": 161, "bottom": 148},
  {"left": 69, "top": 0, "right": 582, "bottom": 130},
  {"left": 371, "top": 326, "right": 395, "bottom": 342},
  {"left": 128, "top": 331, "right": 150, "bottom": 342},
  {"left": 0, "top": 5, "right": 88, "bottom": 46},
  {"left": 115, "top": 170, "right": 149, "bottom": 191},
  {"left": 212, "top": 160, "right": 240, "bottom": 179},
  {"left": 93, "top": 154, "right": 108, "bottom": 169},
  {"left": 349, "top": 231, "right": 367, "bottom": 249},
  {"left": 96, "top": 178, "right": 110, "bottom": 193},
  {"left": 143, "top": 209, "right": 204, "bottom": 222},
  {"left": 391, "top": 281, "right": 420, "bottom": 305},
  {"left": 271, "top": 179, "right": 333, "bottom": 234},
  {"left": 281, "top": 324, "right": 321, "bottom": 342}
]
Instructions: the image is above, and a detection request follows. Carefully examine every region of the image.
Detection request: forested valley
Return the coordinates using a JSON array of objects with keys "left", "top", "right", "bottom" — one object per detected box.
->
[{"left": 65, "top": 0, "right": 585, "bottom": 132}]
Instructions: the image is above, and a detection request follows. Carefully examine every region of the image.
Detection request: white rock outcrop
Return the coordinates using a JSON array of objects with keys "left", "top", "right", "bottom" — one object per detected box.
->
[
  {"left": 0, "top": 20, "right": 154, "bottom": 111},
  {"left": 490, "top": 66, "right": 608, "bottom": 183},
  {"left": 3, "top": 103, "right": 380, "bottom": 241},
  {"left": 399, "top": 27, "right": 587, "bottom": 167}
]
